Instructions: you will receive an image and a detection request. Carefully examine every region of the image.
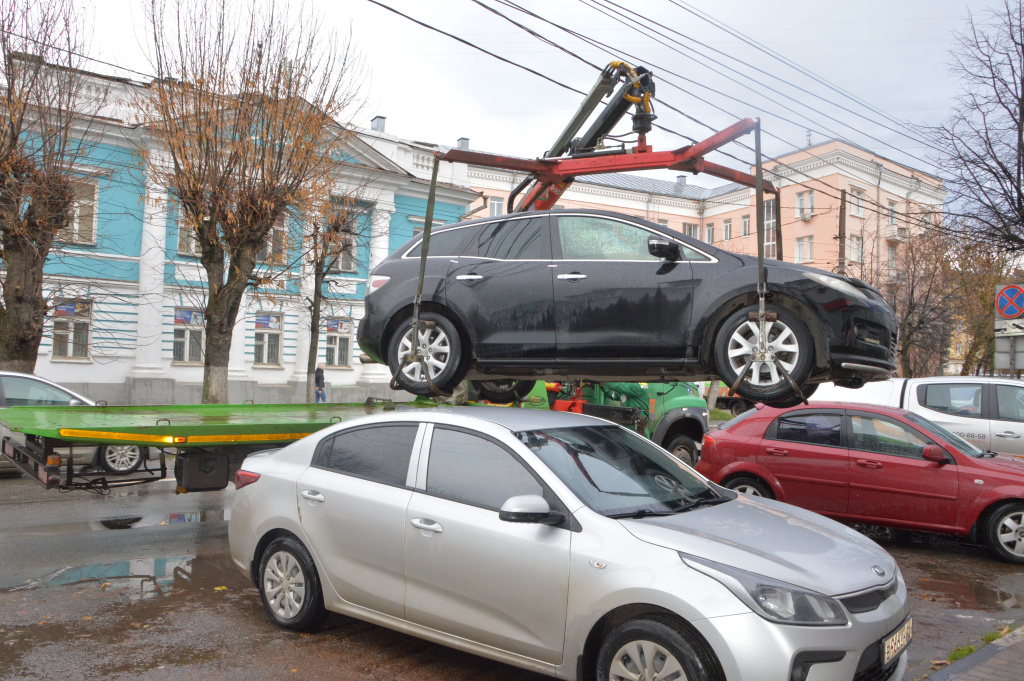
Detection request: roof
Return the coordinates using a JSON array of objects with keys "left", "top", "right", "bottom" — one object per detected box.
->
[
  {"left": 410, "top": 405, "right": 609, "bottom": 431},
  {"left": 575, "top": 173, "right": 744, "bottom": 201}
]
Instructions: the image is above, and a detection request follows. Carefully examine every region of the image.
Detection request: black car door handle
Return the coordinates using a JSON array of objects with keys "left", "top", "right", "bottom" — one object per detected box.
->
[
  {"left": 456, "top": 274, "right": 484, "bottom": 281},
  {"left": 557, "top": 273, "right": 587, "bottom": 281}
]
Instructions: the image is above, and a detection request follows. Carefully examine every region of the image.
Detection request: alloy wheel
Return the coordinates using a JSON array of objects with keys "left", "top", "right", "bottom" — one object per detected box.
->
[
  {"left": 727, "top": 319, "right": 800, "bottom": 387},
  {"left": 103, "top": 445, "right": 142, "bottom": 472},
  {"left": 609, "top": 639, "right": 687, "bottom": 681},
  {"left": 996, "top": 509, "right": 1024, "bottom": 557},
  {"left": 398, "top": 326, "right": 451, "bottom": 383},
  {"left": 263, "top": 550, "right": 307, "bottom": 621},
  {"left": 732, "top": 483, "right": 765, "bottom": 497}
]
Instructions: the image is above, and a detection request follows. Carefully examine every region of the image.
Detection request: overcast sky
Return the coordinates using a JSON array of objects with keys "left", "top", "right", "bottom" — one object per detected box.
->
[{"left": 89, "top": 0, "right": 1001, "bottom": 186}]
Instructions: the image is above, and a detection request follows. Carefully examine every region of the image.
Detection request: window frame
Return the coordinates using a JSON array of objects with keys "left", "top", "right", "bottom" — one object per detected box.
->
[
  {"left": 57, "top": 182, "right": 98, "bottom": 245},
  {"left": 488, "top": 196, "right": 505, "bottom": 217},
  {"left": 172, "top": 308, "right": 205, "bottom": 364},
  {"left": 723, "top": 218, "right": 732, "bottom": 241},
  {"left": 763, "top": 200, "right": 777, "bottom": 260},
  {"left": 257, "top": 216, "right": 289, "bottom": 267},
  {"left": 475, "top": 215, "right": 552, "bottom": 261},
  {"left": 324, "top": 318, "right": 353, "bottom": 368},
  {"left": 916, "top": 383, "right": 985, "bottom": 420},
  {"left": 311, "top": 422, "right": 424, "bottom": 488},
  {"left": 253, "top": 312, "right": 283, "bottom": 366},
  {"left": 51, "top": 299, "right": 92, "bottom": 361},
  {"left": 845, "top": 410, "right": 937, "bottom": 461},
  {"left": 765, "top": 409, "right": 846, "bottom": 448},
  {"left": 850, "top": 188, "right": 866, "bottom": 217},
  {"left": 554, "top": 213, "right": 716, "bottom": 263},
  {"left": 741, "top": 215, "right": 750, "bottom": 237},
  {"left": 849, "top": 234, "right": 864, "bottom": 262}
]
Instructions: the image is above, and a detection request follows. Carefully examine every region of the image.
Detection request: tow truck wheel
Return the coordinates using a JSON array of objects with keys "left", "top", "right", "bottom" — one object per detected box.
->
[
  {"left": 714, "top": 305, "right": 813, "bottom": 404},
  {"left": 473, "top": 380, "right": 536, "bottom": 402},
  {"left": 258, "top": 536, "right": 327, "bottom": 631},
  {"left": 665, "top": 435, "right": 697, "bottom": 467},
  {"left": 387, "top": 312, "right": 466, "bottom": 397},
  {"left": 98, "top": 445, "right": 144, "bottom": 474}
]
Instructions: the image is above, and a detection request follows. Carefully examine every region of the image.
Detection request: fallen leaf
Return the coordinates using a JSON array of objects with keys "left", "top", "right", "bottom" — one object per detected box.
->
[
  {"left": 214, "top": 586, "right": 227, "bottom": 591},
  {"left": 82, "top": 616, "right": 92, "bottom": 621},
  {"left": 290, "top": 670, "right": 298, "bottom": 673}
]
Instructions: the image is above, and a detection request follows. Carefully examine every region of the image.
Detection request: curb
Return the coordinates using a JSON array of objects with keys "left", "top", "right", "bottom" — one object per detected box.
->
[{"left": 924, "top": 617, "right": 1024, "bottom": 681}]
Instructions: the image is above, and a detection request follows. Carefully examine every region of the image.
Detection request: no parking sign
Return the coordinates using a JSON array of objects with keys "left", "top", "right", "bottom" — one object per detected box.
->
[
  {"left": 997, "top": 285, "right": 1024, "bottom": 319},
  {"left": 995, "top": 284, "right": 1024, "bottom": 369}
]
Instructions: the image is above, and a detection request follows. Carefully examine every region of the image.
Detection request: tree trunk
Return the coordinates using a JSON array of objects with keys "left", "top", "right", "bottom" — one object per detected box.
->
[
  {"left": 305, "top": 268, "right": 325, "bottom": 403},
  {"left": 200, "top": 251, "right": 252, "bottom": 404},
  {"left": 0, "top": 235, "right": 49, "bottom": 372}
]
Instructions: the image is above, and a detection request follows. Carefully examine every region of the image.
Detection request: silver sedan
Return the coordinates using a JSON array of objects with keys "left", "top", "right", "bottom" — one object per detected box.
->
[{"left": 229, "top": 407, "right": 911, "bottom": 681}]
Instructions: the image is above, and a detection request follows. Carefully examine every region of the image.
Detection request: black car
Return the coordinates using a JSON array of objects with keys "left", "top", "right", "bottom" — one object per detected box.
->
[{"left": 357, "top": 209, "right": 898, "bottom": 404}]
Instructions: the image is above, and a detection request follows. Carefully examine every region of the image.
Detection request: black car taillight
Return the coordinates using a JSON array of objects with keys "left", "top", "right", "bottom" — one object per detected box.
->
[{"left": 234, "top": 470, "right": 261, "bottom": 489}]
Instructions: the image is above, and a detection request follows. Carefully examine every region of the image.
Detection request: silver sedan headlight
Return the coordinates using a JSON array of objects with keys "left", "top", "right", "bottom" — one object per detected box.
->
[
  {"left": 803, "top": 271, "right": 868, "bottom": 301},
  {"left": 681, "top": 554, "right": 848, "bottom": 626}
]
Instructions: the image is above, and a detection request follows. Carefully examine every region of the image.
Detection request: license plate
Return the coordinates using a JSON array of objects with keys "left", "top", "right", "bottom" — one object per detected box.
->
[{"left": 882, "top": 617, "right": 913, "bottom": 666}]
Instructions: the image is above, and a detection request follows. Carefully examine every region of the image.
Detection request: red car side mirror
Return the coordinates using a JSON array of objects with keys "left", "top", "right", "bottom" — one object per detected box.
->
[{"left": 922, "top": 444, "right": 949, "bottom": 464}]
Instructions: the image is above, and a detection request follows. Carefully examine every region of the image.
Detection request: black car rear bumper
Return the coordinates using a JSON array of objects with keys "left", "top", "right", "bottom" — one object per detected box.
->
[{"left": 357, "top": 312, "right": 386, "bottom": 364}]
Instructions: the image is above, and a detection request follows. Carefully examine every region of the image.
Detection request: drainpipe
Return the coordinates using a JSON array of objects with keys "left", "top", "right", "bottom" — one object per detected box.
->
[
  {"left": 698, "top": 199, "right": 705, "bottom": 241},
  {"left": 873, "top": 161, "right": 883, "bottom": 284},
  {"left": 906, "top": 177, "right": 922, "bottom": 234}
]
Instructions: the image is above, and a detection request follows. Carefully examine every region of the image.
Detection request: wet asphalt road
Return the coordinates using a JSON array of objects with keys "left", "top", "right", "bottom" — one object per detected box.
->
[{"left": 0, "top": 474, "right": 1022, "bottom": 681}]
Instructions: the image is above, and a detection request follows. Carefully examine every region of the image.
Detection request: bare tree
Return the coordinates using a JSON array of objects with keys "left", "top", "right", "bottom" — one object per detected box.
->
[
  {"left": 0, "top": 0, "right": 99, "bottom": 371},
  {"left": 142, "top": 0, "right": 362, "bottom": 403},
  {"left": 934, "top": 0, "right": 1024, "bottom": 249}
]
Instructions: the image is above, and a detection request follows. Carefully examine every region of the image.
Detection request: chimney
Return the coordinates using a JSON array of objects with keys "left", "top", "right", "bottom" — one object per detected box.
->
[
  {"left": 371, "top": 116, "right": 386, "bottom": 132},
  {"left": 675, "top": 175, "right": 687, "bottom": 190},
  {"left": 457, "top": 137, "right": 470, "bottom": 150}
]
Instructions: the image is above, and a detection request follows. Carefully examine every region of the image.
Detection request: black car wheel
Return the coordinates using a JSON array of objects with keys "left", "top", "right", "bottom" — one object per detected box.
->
[
  {"left": 387, "top": 312, "right": 466, "bottom": 396},
  {"left": 761, "top": 382, "right": 819, "bottom": 408},
  {"left": 473, "top": 380, "right": 536, "bottom": 402},
  {"left": 665, "top": 434, "right": 697, "bottom": 467},
  {"left": 98, "top": 445, "right": 145, "bottom": 474},
  {"left": 597, "top": 616, "right": 717, "bottom": 681},
  {"left": 714, "top": 305, "right": 814, "bottom": 405},
  {"left": 724, "top": 475, "right": 773, "bottom": 498},
  {"left": 258, "top": 536, "right": 327, "bottom": 631},
  {"left": 985, "top": 502, "right": 1024, "bottom": 564}
]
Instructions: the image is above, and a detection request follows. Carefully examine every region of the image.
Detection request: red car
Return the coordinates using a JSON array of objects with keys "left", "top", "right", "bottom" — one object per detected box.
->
[{"left": 696, "top": 402, "right": 1024, "bottom": 564}]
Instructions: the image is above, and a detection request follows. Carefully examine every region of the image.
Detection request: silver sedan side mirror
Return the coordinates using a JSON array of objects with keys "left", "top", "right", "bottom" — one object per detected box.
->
[{"left": 498, "top": 494, "right": 565, "bottom": 525}]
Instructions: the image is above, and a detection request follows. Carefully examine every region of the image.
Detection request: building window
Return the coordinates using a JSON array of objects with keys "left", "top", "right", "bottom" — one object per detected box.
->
[
  {"left": 656, "top": 218, "right": 669, "bottom": 228},
  {"left": 489, "top": 197, "right": 505, "bottom": 217},
  {"left": 741, "top": 215, "right": 750, "bottom": 237},
  {"left": 257, "top": 217, "right": 288, "bottom": 266},
  {"left": 851, "top": 188, "right": 865, "bottom": 217},
  {"left": 173, "top": 308, "right": 204, "bottom": 363},
  {"left": 324, "top": 318, "right": 352, "bottom": 367},
  {"left": 796, "top": 190, "right": 814, "bottom": 219},
  {"left": 955, "top": 342, "right": 963, "bottom": 356},
  {"left": 723, "top": 219, "right": 732, "bottom": 240},
  {"left": 887, "top": 200, "right": 898, "bottom": 225},
  {"left": 887, "top": 244, "right": 897, "bottom": 271},
  {"left": 177, "top": 217, "right": 201, "bottom": 256},
  {"left": 795, "top": 236, "right": 814, "bottom": 263},
  {"left": 705, "top": 223, "right": 714, "bottom": 243},
  {"left": 254, "top": 313, "right": 282, "bottom": 365},
  {"left": 956, "top": 320, "right": 964, "bottom": 333},
  {"left": 850, "top": 235, "right": 863, "bottom": 262},
  {"left": 764, "top": 200, "right": 776, "bottom": 259},
  {"left": 683, "top": 223, "right": 699, "bottom": 238},
  {"left": 52, "top": 300, "right": 91, "bottom": 359},
  {"left": 57, "top": 183, "right": 97, "bottom": 244}
]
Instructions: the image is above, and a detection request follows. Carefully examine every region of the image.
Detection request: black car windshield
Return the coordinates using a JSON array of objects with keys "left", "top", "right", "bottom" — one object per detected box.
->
[
  {"left": 516, "top": 425, "right": 721, "bottom": 517},
  {"left": 904, "top": 412, "right": 984, "bottom": 457}
]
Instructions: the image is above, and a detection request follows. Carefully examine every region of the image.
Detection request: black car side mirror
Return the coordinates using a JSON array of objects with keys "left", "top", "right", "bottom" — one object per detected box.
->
[{"left": 648, "top": 236, "right": 681, "bottom": 261}]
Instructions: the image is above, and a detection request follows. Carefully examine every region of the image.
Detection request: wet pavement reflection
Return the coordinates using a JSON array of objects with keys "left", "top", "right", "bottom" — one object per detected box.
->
[{"left": 1, "top": 475, "right": 1022, "bottom": 681}]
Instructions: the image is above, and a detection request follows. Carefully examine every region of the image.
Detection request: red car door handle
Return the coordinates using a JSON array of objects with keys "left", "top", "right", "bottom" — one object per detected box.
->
[
  {"left": 856, "top": 459, "right": 883, "bottom": 469},
  {"left": 765, "top": 447, "right": 789, "bottom": 456}
]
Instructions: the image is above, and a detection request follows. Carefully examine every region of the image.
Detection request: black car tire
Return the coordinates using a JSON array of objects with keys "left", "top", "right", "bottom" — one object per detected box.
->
[
  {"left": 665, "top": 434, "right": 698, "bottom": 467},
  {"left": 387, "top": 312, "right": 466, "bottom": 397},
  {"left": 714, "top": 304, "right": 814, "bottom": 404},
  {"left": 258, "top": 536, "right": 327, "bottom": 631},
  {"left": 984, "top": 502, "right": 1024, "bottom": 564},
  {"left": 724, "top": 475, "right": 773, "bottom": 498},
  {"left": 473, "top": 380, "right": 537, "bottom": 403},
  {"left": 98, "top": 445, "right": 145, "bottom": 474},
  {"left": 596, "top": 616, "right": 716, "bottom": 681}
]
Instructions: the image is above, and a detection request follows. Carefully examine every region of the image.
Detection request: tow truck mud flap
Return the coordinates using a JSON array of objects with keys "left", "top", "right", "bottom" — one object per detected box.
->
[{"left": 175, "top": 451, "right": 230, "bottom": 491}]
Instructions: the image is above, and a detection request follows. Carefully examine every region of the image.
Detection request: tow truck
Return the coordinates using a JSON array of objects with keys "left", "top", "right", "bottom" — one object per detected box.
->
[{"left": 1, "top": 61, "right": 795, "bottom": 494}]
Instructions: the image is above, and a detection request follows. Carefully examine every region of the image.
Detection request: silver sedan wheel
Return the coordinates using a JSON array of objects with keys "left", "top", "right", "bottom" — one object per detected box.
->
[
  {"left": 102, "top": 445, "right": 142, "bottom": 472},
  {"left": 996, "top": 509, "right": 1024, "bottom": 557},
  {"left": 398, "top": 326, "right": 451, "bottom": 383},
  {"left": 609, "top": 639, "right": 687, "bottom": 681},
  {"left": 727, "top": 319, "right": 800, "bottom": 387},
  {"left": 732, "top": 483, "right": 765, "bottom": 497},
  {"left": 263, "top": 550, "right": 307, "bottom": 621}
]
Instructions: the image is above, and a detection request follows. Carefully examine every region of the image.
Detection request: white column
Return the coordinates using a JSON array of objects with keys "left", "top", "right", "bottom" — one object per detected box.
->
[
  {"left": 292, "top": 262, "right": 313, "bottom": 381},
  {"left": 358, "top": 200, "right": 396, "bottom": 385},
  {"left": 128, "top": 180, "right": 168, "bottom": 377}
]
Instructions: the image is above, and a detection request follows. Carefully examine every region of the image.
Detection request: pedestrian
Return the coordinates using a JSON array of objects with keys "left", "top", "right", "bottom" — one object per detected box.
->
[{"left": 314, "top": 364, "right": 326, "bottom": 403}]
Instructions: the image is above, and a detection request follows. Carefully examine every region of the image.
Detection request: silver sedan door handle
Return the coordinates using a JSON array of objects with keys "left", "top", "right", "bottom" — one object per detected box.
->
[
  {"left": 995, "top": 431, "right": 1021, "bottom": 439},
  {"left": 557, "top": 273, "right": 587, "bottom": 281},
  {"left": 410, "top": 517, "right": 444, "bottom": 533},
  {"left": 300, "top": 490, "right": 325, "bottom": 502},
  {"left": 456, "top": 274, "right": 484, "bottom": 281}
]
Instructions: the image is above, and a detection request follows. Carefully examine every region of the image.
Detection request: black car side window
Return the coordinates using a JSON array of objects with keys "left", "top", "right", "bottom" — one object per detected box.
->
[
  {"left": 426, "top": 427, "right": 543, "bottom": 510},
  {"left": 477, "top": 217, "right": 550, "bottom": 260},
  {"left": 315, "top": 425, "right": 418, "bottom": 486},
  {"left": 773, "top": 413, "right": 842, "bottom": 447},
  {"left": 405, "top": 226, "right": 473, "bottom": 258},
  {"left": 557, "top": 216, "right": 662, "bottom": 261}
]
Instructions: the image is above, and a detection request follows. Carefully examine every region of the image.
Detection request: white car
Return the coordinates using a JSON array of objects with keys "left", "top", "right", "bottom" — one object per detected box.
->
[
  {"left": 230, "top": 407, "right": 911, "bottom": 681},
  {"left": 0, "top": 372, "right": 151, "bottom": 475}
]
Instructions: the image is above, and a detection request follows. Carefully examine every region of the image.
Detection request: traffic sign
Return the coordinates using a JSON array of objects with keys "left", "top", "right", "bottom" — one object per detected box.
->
[{"left": 997, "top": 285, "right": 1024, "bottom": 319}]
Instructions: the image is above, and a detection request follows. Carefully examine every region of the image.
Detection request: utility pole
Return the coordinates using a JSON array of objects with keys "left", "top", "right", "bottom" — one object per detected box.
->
[{"left": 838, "top": 189, "right": 847, "bottom": 275}]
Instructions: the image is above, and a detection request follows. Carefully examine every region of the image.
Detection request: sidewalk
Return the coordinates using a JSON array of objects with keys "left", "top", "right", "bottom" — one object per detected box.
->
[{"left": 924, "top": 624, "right": 1024, "bottom": 681}]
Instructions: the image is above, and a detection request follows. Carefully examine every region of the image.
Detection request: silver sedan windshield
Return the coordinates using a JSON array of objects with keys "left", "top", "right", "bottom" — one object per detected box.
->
[{"left": 516, "top": 425, "right": 723, "bottom": 518}]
